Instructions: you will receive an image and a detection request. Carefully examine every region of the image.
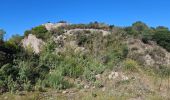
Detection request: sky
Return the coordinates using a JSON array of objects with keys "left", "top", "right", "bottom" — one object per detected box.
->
[{"left": 0, "top": 0, "right": 170, "bottom": 39}]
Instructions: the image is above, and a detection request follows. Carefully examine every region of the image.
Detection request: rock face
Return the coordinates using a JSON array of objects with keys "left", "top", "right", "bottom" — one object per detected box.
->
[
  {"left": 22, "top": 34, "right": 45, "bottom": 53},
  {"left": 44, "top": 22, "right": 68, "bottom": 31},
  {"left": 127, "top": 38, "right": 170, "bottom": 67}
]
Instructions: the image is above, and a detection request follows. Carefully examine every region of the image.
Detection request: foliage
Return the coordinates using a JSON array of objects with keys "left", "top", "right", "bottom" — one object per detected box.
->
[
  {"left": 65, "top": 22, "right": 110, "bottom": 30},
  {"left": 132, "top": 21, "right": 149, "bottom": 32},
  {"left": 5, "top": 34, "right": 23, "bottom": 51},
  {"left": 44, "top": 70, "right": 71, "bottom": 90},
  {"left": 0, "top": 29, "right": 6, "bottom": 41},
  {"left": 152, "top": 29, "right": 170, "bottom": 51},
  {"left": 24, "top": 25, "right": 49, "bottom": 40},
  {"left": 24, "top": 30, "right": 31, "bottom": 36},
  {"left": 125, "top": 21, "right": 149, "bottom": 36}
]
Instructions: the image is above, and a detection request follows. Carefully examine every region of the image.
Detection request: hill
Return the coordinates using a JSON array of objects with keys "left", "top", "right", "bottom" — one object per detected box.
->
[{"left": 0, "top": 21, "right": 170, "bottom": 100}]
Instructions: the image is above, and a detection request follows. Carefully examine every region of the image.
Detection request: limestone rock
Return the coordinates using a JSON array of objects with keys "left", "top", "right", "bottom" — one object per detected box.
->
[
  {"left": 62, "top": 90, "right": 68, "bottom": 94},
  {"left": 22, "top": 34, "right": 45, "bottom": 53},
  {"left": 108, "top": 71, "right": 129, "bottom": 81},
  {"left": 44, "top": 22, "right": 68, "bottom": 31},
  {"left": 108, "top": 72, "right": 119, "bottom": 80},
  {"left": 84, "top": 85, "right": 90, "bottom": 89}
]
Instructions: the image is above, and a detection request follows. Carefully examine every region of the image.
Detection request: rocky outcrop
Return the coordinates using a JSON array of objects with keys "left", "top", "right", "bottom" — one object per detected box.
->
[
  {"left": 44, "top": 22, "right": 68, "bottom": 31},
  {"left": 52, "top": 28, "right": 111, "bottom": 54},
  {"left": 127, "top": 38, "right": 170, "bottom": 67},
  {"left": 108, "top": 71, "right": 129, "bottom": 81},
  {"left": 22, "top": 34, "right": 45, "bottom": 53}
]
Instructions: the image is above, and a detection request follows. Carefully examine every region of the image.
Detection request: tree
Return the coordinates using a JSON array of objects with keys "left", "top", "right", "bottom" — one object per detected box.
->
[
  {"left": 132, "top": 21, "right": 149, "bottom": 32},
  {"left": 6, "top": 34, "right": 23, "bottom": 51},
  {"left": 125, "top": 21, "right": 150, "bottom": 36},
  {"left": 58, "top": 20, "right": 67, "bottom": 23},
  {"left": 0, "top": 29, "right": 6, "bottom": 42}
]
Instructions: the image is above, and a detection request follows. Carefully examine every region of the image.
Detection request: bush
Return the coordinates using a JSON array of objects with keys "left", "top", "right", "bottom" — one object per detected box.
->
[
  {"left": 44, "top": 70, "right": 71, "bottom": 90},
  {"left": 24, "top": 30, "right": 31, "bottom": 36},
  {"left": 0, "top": 43, "right": 17, "bottom": 66},
  {"left": 18, "top": 59, "right": 49, "bottom": 85},
  {"left": 142, "top": 31, "right": 153, "bottom": 43},
  {"left": 1, "top": 64, "right": 19, "bottom": 80},
  {"left": 7, "top": 76, "right": 19, "bottom": 93},
  {"left": 83, "top": 68, "right": 96, "bottom": 82},
  {"left": 59, "top": 55, "right": 85, "bottom": 78},
  {"left": 32, "top": 25, "right": 48, "bottom": 38},
  {"left": 152, "top": 30, "right": 170, "bottom": 51},
  {"left": 39, "top": 40, "right": 59, "bottom": 69},
  {"left": 24, "top": 25, "right": 49, "bottom": 40}
]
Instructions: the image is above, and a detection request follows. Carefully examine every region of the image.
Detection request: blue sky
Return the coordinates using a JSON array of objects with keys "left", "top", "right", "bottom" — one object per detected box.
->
[{"left": 0, "top": 0, "right": 170, "bottom": 39}]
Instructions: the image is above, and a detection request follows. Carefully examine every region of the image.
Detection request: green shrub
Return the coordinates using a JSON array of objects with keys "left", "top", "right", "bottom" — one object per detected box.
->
[
  {"left": 7, "top": 76, "right": 18, "bottom": 93},
  {"left": 1, "top": 64, "right": 19, "bottom": 80},
  {"left": 0, "top": 43, "right": 17, "bottom": 66},
  {"left": 142, "top": 31, "right": 154, "bottom": 43},
  {"left": 44, "top": 70, "right": 71, "bottom": 90},
  {"left": 18, "top": 60, "right": 49, "bottom": 85},
  {"left": 152, "top": 30, "right": 170, "bottom": 51},
  {"left": 59, "top": 55, "right": 85, "bottom": 78},
  {"left": 35, "top": 79, "right": 46, "bottom": 92},
  {"left": 24, "top": 25, "right": 49, "bottom": 40},
  {"left": 83, "top": 67, "right": 96, "bottom": 82},
  {"left": 24, "top": 30, "right": 32, "bottom": 36},
  {"left": 31, "top": 25, "right": 48, "bottom": 38},
  {"left": 39, "top": 40, "right": 59, "bottom": 69}
]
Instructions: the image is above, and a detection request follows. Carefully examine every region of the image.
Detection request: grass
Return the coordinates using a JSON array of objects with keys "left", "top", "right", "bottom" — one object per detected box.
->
[{"left": 123, "top": 59, "right": 139, "bottom": 72}]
